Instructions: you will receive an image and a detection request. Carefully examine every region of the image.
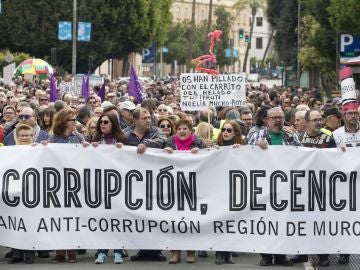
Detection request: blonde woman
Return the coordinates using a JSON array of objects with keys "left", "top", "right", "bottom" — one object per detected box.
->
[{"left": 195, "top": 122, "right": 213, "bottom": 147}]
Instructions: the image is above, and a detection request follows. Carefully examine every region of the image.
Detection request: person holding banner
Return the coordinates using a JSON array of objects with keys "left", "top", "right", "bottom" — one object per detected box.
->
[
  {"left": 163, "top": 119, "right": 206, "bottom": 264},
  {"left": 125, "top": 107, "right": 167, "bottom": 261},
  {"left": 8, "top": 124, "right": 36, "bottom": 264},
  {"left": 47, "top": 107, "right": 84, "bottom": 263},
  {"left": 249, "top": 107, "right": 301, "bottom": 267},
  {"left": 213, "top": 120, "right": 246, "bottom": 265},
  {"left": 291, "top": 109, "right": 336, "bottom": 267},
  {"left": 92, "top": 113, "right": 127, "bottom": 264},
  {"left": 330, "top": 67, "right": 360, "bottom": 265}
]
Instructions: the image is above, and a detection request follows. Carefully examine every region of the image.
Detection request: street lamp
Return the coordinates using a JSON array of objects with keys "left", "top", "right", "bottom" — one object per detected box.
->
[
  {"left": 72, "top": 0, "right": 77, "bottom": 76},
  {"left": 296, "top": 0, "right": 300, "bottom": 87}
]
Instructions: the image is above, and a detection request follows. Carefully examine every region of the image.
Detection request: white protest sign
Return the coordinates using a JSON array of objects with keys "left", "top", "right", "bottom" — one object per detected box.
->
[
  {"left": 59, "top": 81, "right": 74, "bottom": 95},
  {"left": 3, "top": 63, "right": 16, "bottom": 85},
  {"left": 180, "top": 73, "right": 246, "bottom": 111},
  {"left": 73, "top": 75, "right": 103, "bottom": 97},
  {"left": 341, "top": 77, "right": 356, "bottom": 104}
]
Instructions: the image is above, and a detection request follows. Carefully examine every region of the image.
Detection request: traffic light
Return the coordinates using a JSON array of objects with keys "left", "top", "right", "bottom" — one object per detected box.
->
[
  {"left": 245, "top": 35, "right": 250, "bottom": 43},
  {"left": 280, "top": 61, "right": 284, "bottom": 70},
  {"left": 239, "top": 28, "right": 244, "bottom": 39}
]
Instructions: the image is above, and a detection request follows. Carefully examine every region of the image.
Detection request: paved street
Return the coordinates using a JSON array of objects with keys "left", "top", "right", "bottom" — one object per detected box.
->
[
  {"left": 0, "top": 247, "right": 309, "bottom": 269},
  {"left": 2, "top": 247, "right": 360, "bottom": 269}
]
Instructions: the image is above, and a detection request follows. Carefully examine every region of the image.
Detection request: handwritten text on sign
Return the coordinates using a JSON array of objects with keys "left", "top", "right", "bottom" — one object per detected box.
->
[{"left": 180, "top": 73, "right": 246, "bottom": 111}]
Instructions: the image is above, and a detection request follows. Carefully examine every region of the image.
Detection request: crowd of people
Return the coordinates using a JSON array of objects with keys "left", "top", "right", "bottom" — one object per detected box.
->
[{"left": 0, "top": 74, "right": 358, "bottom": 267}]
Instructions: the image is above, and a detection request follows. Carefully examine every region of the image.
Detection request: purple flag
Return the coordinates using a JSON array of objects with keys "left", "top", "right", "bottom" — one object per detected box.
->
[
  {"left": 128, "top": 66, "right": 144, "bottom": 103},
  {"left": 49, "top": 74, "right": 58, "bottom": 102},
  {"left": 98, "top": 82, "right": 106, "bottom": 102},
  {"left": 81, "top": 75, "right": 89, "bottom": 100}
]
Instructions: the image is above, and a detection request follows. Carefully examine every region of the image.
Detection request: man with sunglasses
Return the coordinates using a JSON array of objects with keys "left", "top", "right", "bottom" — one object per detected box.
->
[
  {"left": 291, "top": 109, "right": 336, "bottom": 267},
  {"left": 119, "top": 100, "right": 136, "bottom": 130},
  {"left": 3, "top": 107, "right": 49, "bottom": 146},
  {"left": 248, "top": 107, "right": 301, "bottom": 267}
]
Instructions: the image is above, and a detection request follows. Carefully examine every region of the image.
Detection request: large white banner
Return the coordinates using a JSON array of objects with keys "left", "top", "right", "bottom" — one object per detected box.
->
[{"left": 1, "top": 144, "right": 360, "bottom": 254}]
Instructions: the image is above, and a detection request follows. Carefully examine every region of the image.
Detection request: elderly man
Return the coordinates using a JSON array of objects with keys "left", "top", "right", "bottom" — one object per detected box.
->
[
  {"left": 290, "top": 109, "right": 336, "bottom": 267},
  {"left": 248, "top": 107, "right": 301, "bottom": 267},
  {"left": 157, "top": 103, "right": 170, "bottom": 117},
  {"left": 293, "top": 110, "right": 307, "bottom": 140},
  {"left": 124, "top": 108, "right": 166, "bottom": 261},
  {"left": 3, "top": 107, "right": 49, "bottom": 145},
  {"left": 119, "top": 101, "right": 136, "bottom": 130}
]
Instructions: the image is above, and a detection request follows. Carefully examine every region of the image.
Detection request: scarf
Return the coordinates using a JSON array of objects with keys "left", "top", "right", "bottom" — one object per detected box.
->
[
  {"left": 102, "top": 133, "right": 115, "bottom": 145},
  {"left": 174, "top": 134, "right": 195, "bottom": 150}
]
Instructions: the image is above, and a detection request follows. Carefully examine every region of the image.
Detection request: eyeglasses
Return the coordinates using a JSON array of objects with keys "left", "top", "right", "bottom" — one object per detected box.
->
[
  {"left": 124, "top": 109, "right": 134, "bottom": 113},
  {"left": 160, "top": 124, "right": 171, "bottom": 128},
  {"left": 67, "top": 118, "right": 76, "bottom": 122},
  {"left": 18, "top": 114, "right": 32, "bottom": 120},
  {"left": 309, "top": 118, "right": 323, "bottom": 123},
  {"left": 18, "top": 134, "right": 32, "bottom": 138},
  {"left": 100, "top": 120, "right": 110, "bottom": 125},
  {"left": 345, "top": 111, "right": 359, "bottom": 117},
  {"left": 158, "top": 109, "right": 167, "bottom": 112},
  {"left": 221, "top": 128, "right": 233, "bottom": 133},
  {"left": 269, "top": 116, "right": 284, "bottom": 120}
]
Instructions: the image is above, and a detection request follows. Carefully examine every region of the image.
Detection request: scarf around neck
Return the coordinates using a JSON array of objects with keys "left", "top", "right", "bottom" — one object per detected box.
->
[{"left": 174, "top": 134, "right": 195, "bottom": 150}]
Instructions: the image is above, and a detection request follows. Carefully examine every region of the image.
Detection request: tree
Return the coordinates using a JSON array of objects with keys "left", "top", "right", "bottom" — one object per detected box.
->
[
  {"left": 214, "top": 6, "right": 232, "bottom": 70},
  {"left": 186, "top": 0, "right": 197, "bottom": 72},
  {"left": 328, "top": 0, "right": 360, "bottom": 34},
  {"left": 0, "top": 0, "right": 172, "bottom": 74},
  {"left": 267, "top": 0, "right": 298, "bottom": 67},
  {"left": 233, "top": 0, "right": 266, "bottom": 72}
]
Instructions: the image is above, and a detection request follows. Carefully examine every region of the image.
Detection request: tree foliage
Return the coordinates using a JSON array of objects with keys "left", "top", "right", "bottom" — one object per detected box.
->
[
  {"left": 214, "top": 6, "right": 232, "bottom": 68},
  {"left": 267, "top": 0, "right": 298, "bottom": 67},
  {"left": 0, "top": 0, "right": 172, "bottom": 74},
  {"left": 328, "top": 0, "right": 360, "bottom": 34}
]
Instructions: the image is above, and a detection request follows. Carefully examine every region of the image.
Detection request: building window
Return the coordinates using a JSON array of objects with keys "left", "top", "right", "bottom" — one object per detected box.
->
[
  {"left": 256, "top": 37, "right": 263, "bottom": 49},
  {"left": 256, "top": 17, "right": 263, "bottom": 27}
]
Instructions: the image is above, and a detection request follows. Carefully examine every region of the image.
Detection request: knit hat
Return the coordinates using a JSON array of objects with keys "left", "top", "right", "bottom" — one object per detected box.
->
[
  {"left": 339, "top": 67, "right": 358, "bottom": 114},
  {"left": 323, "top": 107, "right": 342, "bottom": 119}
]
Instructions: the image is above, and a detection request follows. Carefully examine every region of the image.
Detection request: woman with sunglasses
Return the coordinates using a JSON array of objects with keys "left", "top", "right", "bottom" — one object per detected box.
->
[
  {"left": 47, "top": 107, "right": 84, "bottom": 263},
  {"left": 92, "top": 113, "right": 127, "bottom": 264},
  {"left": 164, "top": 119, "right": 206, "bottom": 264},
  {"left": 157, "top": 117, "right": 175, "bottom": 138},
  {"left": 214, "top": 120, "right": 246, "bottom": 265}
]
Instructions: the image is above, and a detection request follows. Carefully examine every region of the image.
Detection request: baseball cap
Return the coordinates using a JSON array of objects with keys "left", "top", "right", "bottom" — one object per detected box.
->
[
  {"left": 119, "top": 101, "right": 136, "bottom": 111},
  {"left": 331, "top": 97, "right": 342, "bottom": 106}
]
